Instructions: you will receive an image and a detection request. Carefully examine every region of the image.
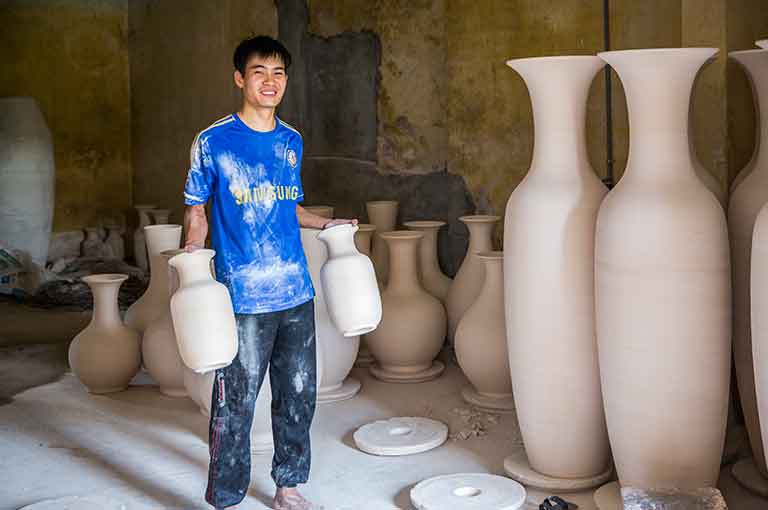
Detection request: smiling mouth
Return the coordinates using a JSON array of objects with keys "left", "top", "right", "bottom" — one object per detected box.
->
[{"left": 261, "top": 90, "right": 277, "bottom": 96}]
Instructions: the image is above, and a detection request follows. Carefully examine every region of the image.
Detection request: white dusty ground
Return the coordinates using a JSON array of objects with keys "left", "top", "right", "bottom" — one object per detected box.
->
[{"left": 0, "top": 342, "right": 766, "bottom": 510}]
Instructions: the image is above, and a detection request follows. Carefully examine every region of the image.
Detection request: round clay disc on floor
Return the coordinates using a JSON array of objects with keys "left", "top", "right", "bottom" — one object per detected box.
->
[
  {"left": 353, "top": 416, "right": 448, "bottom": 456},
  {"left": 19, "top": 495, "right": 129, "bottom": 509},
  {"left": 732, "top": 458, "right": 768, "bottom": 497},
  {"left": 317, "top": 377, "right": 361, "bottom": 404},
  {"left": 594, "top": 481, "right": 621, "bottom": 510},
  {"left": 411, "top": 473, "right": 527, "bottom": 510}
]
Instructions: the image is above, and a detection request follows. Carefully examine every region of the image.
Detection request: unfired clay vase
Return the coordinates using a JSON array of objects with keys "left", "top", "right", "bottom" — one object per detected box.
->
[
  {"left": 318, "top": 224, "right": 382, "bottom": 337},
  {"left": 454, "top": 251, "right": 513, "bottom": 412},
  {"left": 403, "top": 220, "right": 452, "bottom": 303},
  {"left": 142, "top": 249, "right": 186, "bottom": 397},
  {"left": 132, "top": 205, "right": 155, "bottom": 271},
  {"left": 168, "top": 249, "right": 238, "bottom": 373},
  {"left": 596, "top": 48, "right": 730, "bottom": 489},
  {"left": 82, "top": 227, "right": 110, "bottom": 259},
  {"left": 354, "top": 223, "right": 377, "bottom": 367},
  {"left": 758, "top": 40, "right": 768, "bottom": 50},
  {"left": 366, "top": 200, "right": 398, "bottom": 283},
  {"left": 365, "top": 231, "right": 446, "bottom": 383},
  {"left": 184, "top": 367, "right": 215, "bottom": 415},
  {"left": 503, "top": 56, "right": 610, "bottom": 486},
  {"left": 0, "top": 97, "right": 54, "bottom": 283},
  {"left": 125, "top": 224, "right": 182, "bottom": 334},
  {"left": 69, "top": 274, "right": 141, "bottom": 393},
  {"left": 104, "top": 225, "right": 125, "bottom": 260},
  {"left": 303, "top": 205, "right": 334, "bottom": 218},
  {"left": 301, "top": 227, "right": 361, "bottom": 403},
  {"left": 753, "top": 204, "right": 768, "bottom": 478},
  {"left": 728, "top": 49, "right": 768, "bottom": 486},
  {"left": 150, "top": 209, "right": 171, "bottom": 224},
  {"left": 445, "top": 215, "right": 499, "bottom": 343}
]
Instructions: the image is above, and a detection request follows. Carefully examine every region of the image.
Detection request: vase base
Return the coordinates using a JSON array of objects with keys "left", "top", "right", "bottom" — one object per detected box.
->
[
  {"left": 370, "top": 360, "right": 445, "bottom": 383},
  {"left": 410, "top": 473, "right": 526, "bottom": 510},
  {"left": 732, "top": 458, "right": 768, "bottom": 498},
  {"left": 503, "top": 449, "right": 612, "bottom": 492},
  {"left": 318, "top": 377, "right": 361, "bottom": 404},
  {"left": 461, "top": 387, "right": 515, "bottom": 413},
  {"left": 159, "top": 387, "right": 188, "bottom": 398},
  {"left": 594, "top": 482, "right": 621, "bottom": 510}
]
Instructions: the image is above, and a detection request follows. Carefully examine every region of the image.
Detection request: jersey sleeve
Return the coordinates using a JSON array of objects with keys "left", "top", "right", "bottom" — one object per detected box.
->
[{"left": 183, "top": 134, "right": 215, "bottom": 206}]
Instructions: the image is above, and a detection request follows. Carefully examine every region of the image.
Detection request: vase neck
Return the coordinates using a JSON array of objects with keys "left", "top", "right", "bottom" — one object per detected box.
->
[
  {"left": 385, "top": 235, "right": 422, "bottom": 292},
  {"left": 601, "top": 49, "right": 716, "bottom": 181},
  {"left": 465, "top": 222, "right": 496, "bottom": 254},
  {"left": 418, "top": 228, "right": 442, "bottom": 276},
  {"left": 318, "top": 225, "right": 358, "bottom": 258},
  {"left": 87, "top": 278, "right": 124, "bottom": 328},
  {"left": 480, "top": 257, "right": 503, "bottom": 296},
  {"left": 171, "top": 250, "right": 216, "bottom": 287},
  {"left": 509, "top": 57, "right": 604, "bottom": 175}
]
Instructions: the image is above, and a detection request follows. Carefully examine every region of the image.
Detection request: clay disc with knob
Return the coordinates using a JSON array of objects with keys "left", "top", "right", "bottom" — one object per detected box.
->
[
  {"left": 411, "top": 473, "right": 527, "bottom": 510},
  {"left": 353, "top": 416, "right": 448, "bottom": 456}
]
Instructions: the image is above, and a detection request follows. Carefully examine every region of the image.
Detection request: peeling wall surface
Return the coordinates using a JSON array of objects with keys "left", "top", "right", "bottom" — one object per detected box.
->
[
  {"left": 0, "top": 0, "right": 131, "bottom": 231},
  {"left": 129, "top": 0, "right": 277, "bottom": 226}
]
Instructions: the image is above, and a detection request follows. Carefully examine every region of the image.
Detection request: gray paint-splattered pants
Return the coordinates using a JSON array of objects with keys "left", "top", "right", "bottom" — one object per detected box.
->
[{"left": 205, "top": 299, "right": 317, "bottom": 509}]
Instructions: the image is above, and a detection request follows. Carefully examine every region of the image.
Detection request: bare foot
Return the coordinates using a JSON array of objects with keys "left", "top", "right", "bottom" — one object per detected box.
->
[{"left": 272, "top": 487, "right": 323, "bottom": 510}]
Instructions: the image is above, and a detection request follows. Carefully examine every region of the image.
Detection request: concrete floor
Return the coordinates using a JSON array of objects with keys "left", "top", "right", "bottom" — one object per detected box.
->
[{"left": 0, "top": 302, "right": 766, "bottom": 509}]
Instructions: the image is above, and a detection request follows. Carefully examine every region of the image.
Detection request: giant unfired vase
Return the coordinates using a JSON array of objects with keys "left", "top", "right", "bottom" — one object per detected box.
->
[
  {"left": 728, "top": 49, "right": 768, "bottom": 483},
  {"left": 503, "top": 55, "right": 610, "bottom": 483},
  {"left": 596, "top": 48, "right": 731, "bottom": 489}
]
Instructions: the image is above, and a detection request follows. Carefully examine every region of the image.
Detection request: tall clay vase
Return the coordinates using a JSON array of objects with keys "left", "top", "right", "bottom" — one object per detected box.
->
[
  {"left": 454, "top": 251, "right": 513, "bottom": 412},
  {"left": 125, "top": 224, "right": 182, "bottom": 334},
  {"left": 168, "top": 249, "right": 238, "bottom": 373},
  {"left": 445, "top": 215, "right": 499, "bottom": 344},
  {"left": 69, "top": 274, "right": 141, "bottom": 393},
  {"left": 0, "top": 97, "right": 54, "bottom": 289},
  {"left": 132, "top": 205, "right": 155, "bottom": 272},
  {"left": 728, "top": 49, "right": 768, "bottom": 492},
  {"left": 753, "top": 204, "right": 768, "bottom": 479},
  {"left": 403, "top": 220, "right": 452, "bottom": 303},
  {"left": 301, "top": 227, "right": 361, "bottom": 403},
  {"left": 365, "top": 231, "right": 446, "bottom": 383},
  {"left": 366, "top": 200, "right": 398, "bottom": 284},
  {"left": 354, "top": 224, "right": 377, "bottom": 367},
  {"left": 142, "top": 249, "right": 187, "bottom": 397},
  {"left": 503, "top": 56, "right": 610, "bottom": 489},
  {"left": 596, "top": 48, "right": 730, "bottom": 490}
]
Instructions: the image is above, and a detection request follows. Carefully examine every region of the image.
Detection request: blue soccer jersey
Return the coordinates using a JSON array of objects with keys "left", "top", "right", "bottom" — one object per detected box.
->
[{"left": 183, "top": 113, "right": 314, "bottom": 314}]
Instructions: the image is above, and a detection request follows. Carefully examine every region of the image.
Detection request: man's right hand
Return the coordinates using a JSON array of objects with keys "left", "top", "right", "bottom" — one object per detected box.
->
[{"left": 184, "top": 241, "right": 204, "bottom": 252}]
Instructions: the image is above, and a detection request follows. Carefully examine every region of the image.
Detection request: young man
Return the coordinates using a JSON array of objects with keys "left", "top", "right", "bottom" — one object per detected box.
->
[{"left": 182, "top": 36, "right": 354, "bottom": 510}]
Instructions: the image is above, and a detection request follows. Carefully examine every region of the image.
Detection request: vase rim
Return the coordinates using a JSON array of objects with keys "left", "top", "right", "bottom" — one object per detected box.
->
[
  {"left": 168, "top": 248, "right": 216, "bottom": 267},
  {"left": 317, "top": 222, "right": 358, "bottom": 239},
  {"left": 82, "top": 273, "right": 129, "bottom": 285},
  {"left": 355, "top": 223, "right": 376, "bottom": 232},
  {"left": 366, "top": 200, "right": 398, "bottom": 207},
  {"left": 403, "top": 220, "right": 446, "bottom": 229},
  {"left": 477, "top": 250, "right": 503, "bottom": 261},
  {"left": 161, "top": 248, "right": 185, "bottom": 259},
  {"left": 144, "top": 223, "right": 182, "bottom": 231},
  {"left": 598, "top": 47, "right": 718, "bottom": 61},
  {"left": 506, "top": 55, "right": 602, "bottom": 67},
  {"left": 379, "top": 230, "right": 423, "bottom": 241},
  {"left": 729, "top": 48, "right": 768, "bottom": 59},
  {"left": 459, "top": 214, "right": 501, "bottom": 224}
]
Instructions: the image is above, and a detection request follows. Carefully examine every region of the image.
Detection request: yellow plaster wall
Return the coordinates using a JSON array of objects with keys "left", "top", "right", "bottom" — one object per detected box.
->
[{"left": 0, "top": 0, "right": 131, "bottom": 231}]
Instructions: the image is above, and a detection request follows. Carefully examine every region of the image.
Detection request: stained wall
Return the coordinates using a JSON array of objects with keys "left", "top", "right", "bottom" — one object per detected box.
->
[{"left": 0, "top": 0, "right": 131, "bottom": 231}]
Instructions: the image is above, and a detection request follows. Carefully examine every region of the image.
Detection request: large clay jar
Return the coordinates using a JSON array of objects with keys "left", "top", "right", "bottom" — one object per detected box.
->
[
  {"left": 503, "top": 56, "right": 610, "bottom": 488},
  {"left": 354, "top": 223, "right": 377, "bottom": 367},
  {"left": 125, "top": 224, "right": 182, "bottom": 334},
  {"left": 445, "top": 215, "right": 499, "bottom": 343},
  {"left": 302, "top": 227, "right": 361, "bottom": 404},
  {"left": 454, "top": 251, "right": 513, "bottom": 412},
  {"left": 132, "top": 205, "right": 156, "bottom": 272},
  {"left": 403, "top": 220, "right": 452, "bottom": 303},
  {"left": 318, "top": 224, "right": 381, "bottom": 337},
  {"left": 596, "top": 48, "right": 730, "bottom": 490},
  {"left": 753, "top": 204, "right": 768, "bottom": 477},
  {"left": 366, "top": 200, "right": 398, "bottom": 284},
  {"left": 168, "top": 249, "right": 238, "bottom": 373},
  {"left": 142, "top": 249, "right": 187, "bottom": 397},
  {"left": 69, "top": 274, "right": 141, "bottom": 393},
  {"left": 729, "top": 48, "right": 768, "bottom": 490},
  {"left": 365, "top": 231, "right": 446, "bottom": 383},
  {"left": 0, "top": 97, "right": 54, "bottom": 285}
]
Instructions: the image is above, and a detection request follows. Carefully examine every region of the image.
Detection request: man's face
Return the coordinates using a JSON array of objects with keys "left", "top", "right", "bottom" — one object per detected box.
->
[{"left": 234, "top": 54, "right": 287, "bottom": 110}]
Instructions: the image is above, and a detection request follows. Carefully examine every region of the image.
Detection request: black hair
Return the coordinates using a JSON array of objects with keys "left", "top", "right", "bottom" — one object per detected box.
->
[{"left": 233, "top": 36, "right": 292, "bottom": 75}]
